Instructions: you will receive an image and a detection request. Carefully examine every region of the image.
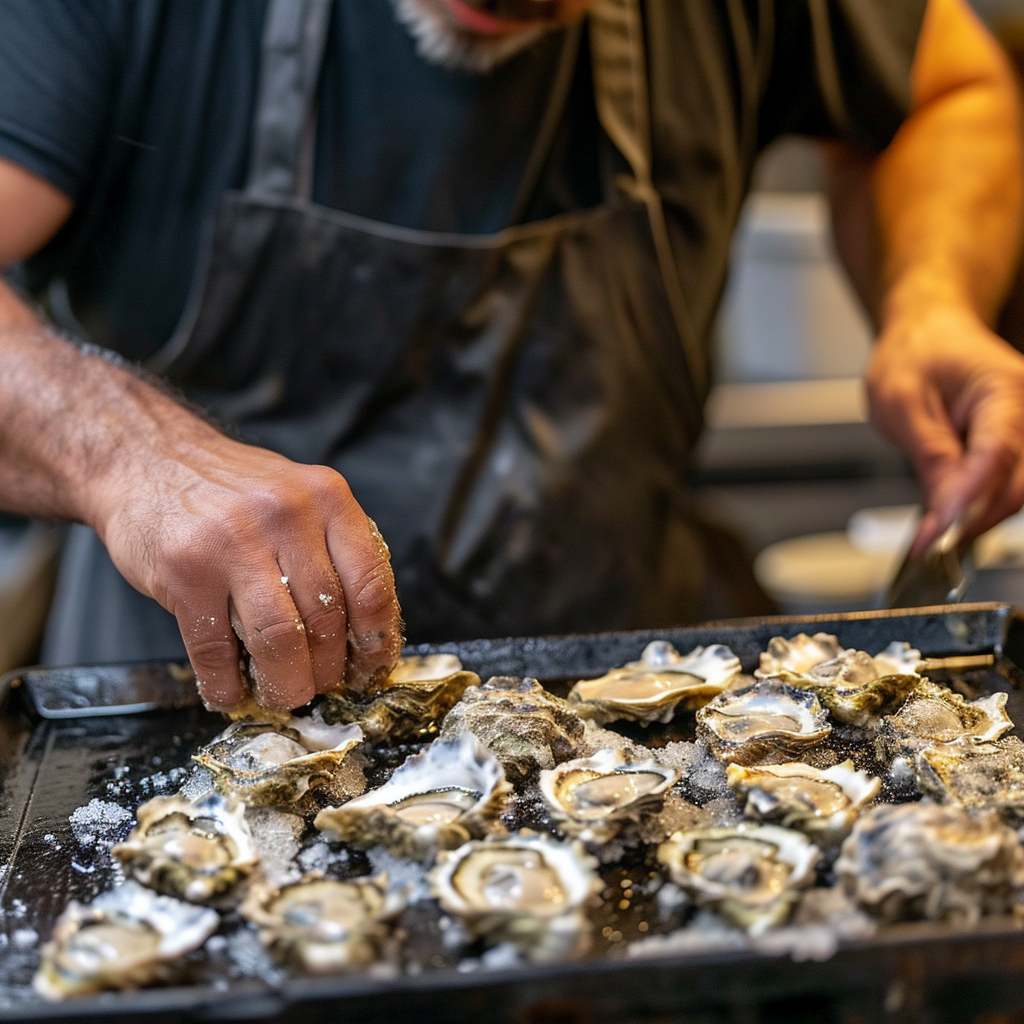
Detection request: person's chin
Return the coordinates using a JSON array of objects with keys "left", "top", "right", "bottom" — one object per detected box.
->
[{"left": 390, "top": 0, "right": 551, "bottom": 72}]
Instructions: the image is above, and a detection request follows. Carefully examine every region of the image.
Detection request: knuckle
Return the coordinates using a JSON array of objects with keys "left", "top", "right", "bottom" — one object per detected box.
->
[
  {"left": 250, "top": 615, "right": 307, "bottom": 648},
  {"left": 350, "top": 559, "right": 396, "bottom": 621},
  {"left": 186, "top": 635, "right": 239, "bottom": 670},
  {"left": 303, "top": 602, "right": 346, "bottom": 644}
]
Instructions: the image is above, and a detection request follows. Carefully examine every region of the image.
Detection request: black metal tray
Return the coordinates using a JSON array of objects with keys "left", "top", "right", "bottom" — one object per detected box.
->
[{"left": 4, "top": 602, "right": 1024, "bottom": 1024}]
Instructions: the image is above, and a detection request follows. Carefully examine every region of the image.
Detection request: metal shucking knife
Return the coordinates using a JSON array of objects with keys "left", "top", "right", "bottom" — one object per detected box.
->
[{"left": 885, "top": 517, "right": 972, "bottom": 609}]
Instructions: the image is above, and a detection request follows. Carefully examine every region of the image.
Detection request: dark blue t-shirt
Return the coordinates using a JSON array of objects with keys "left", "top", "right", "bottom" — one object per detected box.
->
[{"left": 0, "top": 0, "right": 924, "bottom": 362}]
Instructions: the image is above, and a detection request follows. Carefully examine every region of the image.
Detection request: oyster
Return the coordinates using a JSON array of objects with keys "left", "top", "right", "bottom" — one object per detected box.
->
[
  {"left": 314, "top": 734, "right": 511, "bottom": 862},
  {"left": 439, "top": 676, "right": 585, "bottom": 782},
  {"left": 566, "top": 642, "right": 741, "bottom": 725},
  {"left": 193, "top": 711, "right": 364, "bottom": 811},
  {"left": 875, "top": 682, "right": 1013, "bottom": 764},
  {"left": 657, "top": 824, "right": 819, "bottom": 934},
  {"left": 695, "top": 679, "right": 831, "bottom": 766},
  {"left": 726, "top": 760, "right": 880, "bottom": 841},
  {"left": 836, "top": 802, "right": 1024, "bottom": 925},
  {"left": 112, "top": 793, "right": 257, "bottom": 904},
  {"left": 34, "top": 881, "right": 219, "bottom": 1000},
  {"left": 757, "top": 632, "right": 847, "bottom": 676},
  {"left": 322, "top": 654, "right": 479, "bottom": 742},
  {"left": 431, "top": 833, "right": 600, "bottom": 961},
  {"left": 538, "top": 748, "right": 678, "bottom": 844},
  {"left": 240, "top": 874, "right": 403, "bottom": 974}
]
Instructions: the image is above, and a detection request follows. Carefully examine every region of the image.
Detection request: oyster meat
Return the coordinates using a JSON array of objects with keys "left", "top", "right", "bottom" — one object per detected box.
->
[
  {"left": 695, "top": 679, "right": 831, "bottom": 766},
  {"left": 836, "top": 802, "right": 1024, "bottom": 924},
  {"left": 726, "top": 760, "right": 880, "bottom": 841},
  {"left": 538, "top": 748, "right": 678, "bottom": 844},
  {"left": 430, "top": 833, "right": 600, "bottom": 961},
  {"left": 314, "top": 734, "right": 511, "bottom": 862},
  {"left": 240, "top": 874, "right": 403, "bottom": 974},
  {"left": 566, "top": 642, "right": 741, "bottom": 725},
  {"left": 757, "top": 632, "right": 847, "bottom": 676},
  {"left": 113, "top": 793, "right": 258, "bottom": 904},
  {"left": 34, "top": 881, "right": 219, "bottom": 1000},
  {"left": 322, "top": 654, "right": 479, "bottom": 742},
  {"left": 439, "top": 676, "right": 585, "bottom": 781},
  {"left": 657, "top": 824, "right": 819, "bottom": 934},
  {"left": 193, "top": 711, "right": 364, "bottom": 811}
]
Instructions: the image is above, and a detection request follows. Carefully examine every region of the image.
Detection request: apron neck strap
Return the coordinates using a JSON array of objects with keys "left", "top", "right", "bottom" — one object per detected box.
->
[{"left": 247, "top": 0, "right": 333, "bottom": 198}]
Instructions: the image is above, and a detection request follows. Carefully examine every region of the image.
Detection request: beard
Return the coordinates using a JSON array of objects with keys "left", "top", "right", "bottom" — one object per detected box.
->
[{"left": 390, "top": 0, "right": 556, "bottom": 73}]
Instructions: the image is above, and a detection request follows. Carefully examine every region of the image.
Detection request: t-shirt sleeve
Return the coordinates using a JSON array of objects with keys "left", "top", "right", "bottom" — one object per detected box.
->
[
  {"left": 0, "top": 0, "right": 120, "bottom": 201},
  {"left": 758, "top": 0, "right": 929, "bottom": 152}
]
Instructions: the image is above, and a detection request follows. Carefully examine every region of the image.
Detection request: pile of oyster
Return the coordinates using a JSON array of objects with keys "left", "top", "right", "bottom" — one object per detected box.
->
[{"left": 35, "top": 635, "right": 1024, "bottom": 998}]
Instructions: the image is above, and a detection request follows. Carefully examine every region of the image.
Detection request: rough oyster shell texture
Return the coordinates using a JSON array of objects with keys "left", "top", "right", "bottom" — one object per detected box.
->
[
  {"left": 430, "top": 833, "right": 601, "bottom": 961},
  {"left": 657, "top": 824, "right": 820, "bottom": 935},
  {"left": 836, "top": 802, "right": 1024, "bottom": 925},
  {"left": 696, "top": 679, "right": 831, "bottom": 766},
  {"left": 192, "top": 712, "right": 364, "bottom": 812},
  {"left": 322, "top": 654, "right": 479, "bottom": 742},
  {"left": 726, "top": 761, "right": 880, "bottom": 842},
  {"left": 240, "top": 874, "right": 403, "bottom": 974},
  {"left": 34, "top": 882, "right": 218, "bottom": 1000},
  {"left": 439, "top": 676, "right": 585, "bottom": 781},
  {"left": 566, "top": 641, "right": 742, "bottom": 725},
  {"left": 112, "top": 793, "right": 258, "bottom": 904},
  {"left": 538, "top": 748, "right": 678, "bottom": 844},
  {"left": 314, "top": 734, "right": 511, "bottom": 862}
]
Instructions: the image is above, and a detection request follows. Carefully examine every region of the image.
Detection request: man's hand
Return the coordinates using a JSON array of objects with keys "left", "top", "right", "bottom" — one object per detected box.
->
[{"left": 867, "top": 304, "right": 1024, "bottom": 554}]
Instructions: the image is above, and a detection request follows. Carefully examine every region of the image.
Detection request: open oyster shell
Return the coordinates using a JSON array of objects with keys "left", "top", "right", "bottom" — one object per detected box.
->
[
  {"left": 657, "top": 824, "right": 819, "bottom": 935},
  {"left": 314, "top": 734, "right": 511, "bottom": 862},
  {"left": 695, "top": 679, "right": 831, "bottom": 766},
  {"left": 566, "top": 642, "right": 742, "bottom": 725},
  {"left": 538, "top": 748, "right": 678, "bottom": 844},
  {"left": 322, "top": 654, "right": 479, "bottom": 742},
  {"left": 836, "top": 802, "right": 1024, "bottom": 925},
  {"left": 34, "top": 881, "right": 219, "bottom": 1000},
  {"left": 756, "top": 633, "right": 846, "bottom": 676},
  {"left": 193, "top": 711, "right": 364, "bottom": 812},
  {"left": 240, "top": 874, "right": 403, "bottom": 974},
  {"left": 430, "top": 833, "right": 600, "bottom": 961},
  {"left": 439, "top": 676, "right": 585, "bottom": 782},
  {"left": 726, "top": 760, "right": 880, "bottom": 842},
  {"left": 112, "top": 793, "right": 257, "bottom": 904}
]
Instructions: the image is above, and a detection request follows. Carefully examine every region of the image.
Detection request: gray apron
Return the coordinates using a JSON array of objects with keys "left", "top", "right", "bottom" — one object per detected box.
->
[{"left": 44, "top": 0, "right": 719, "bottom": 664}]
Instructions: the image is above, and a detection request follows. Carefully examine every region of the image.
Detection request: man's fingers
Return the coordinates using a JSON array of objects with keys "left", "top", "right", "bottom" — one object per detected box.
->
[
  {"left": 326, "top": 511, "right": 402, "bottom": 694},
  {"left": 228, "top": 566, "right": 317, "bottom": 710},
  {"left": 178, "top": 605, "right": 245, "bottom": 710},
  {"left": 278, "top": 556, "right": 349, "bottom": 695}
]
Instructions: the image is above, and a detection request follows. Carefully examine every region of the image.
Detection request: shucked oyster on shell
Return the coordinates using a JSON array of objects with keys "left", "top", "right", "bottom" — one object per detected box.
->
[
  {"left": 836, "top": 802, "right": 1024, "bottom": 925},
  {"left": 322, "top": 654, "right": 479, "bottom": 742},
  {"left": 695, "top": 679, "right": 831, "bottom": 766},
  {"left": 657, "top": 824, "right": 820, "bottom": 935},
  {"left": 756, "top": 633, "right": 846, "bottom": 677},
  {"left": 314, "top": 734, "right": 511, "bottom": 862},
  {"left": 538, "top": 748, "right": 678, "bottom": 844},
  {"left": 566, "top": 642, "right": 742, "bottom": 725},
  {"left": 439, "top": 676, "right": 585, "bottom": 782},
  {"left": 430, "top": 832, "right": 601, "bottom": 961},
  {"left": 240, "top": 874, "right": 404, "bottom": 974},
  {"left": 726, "top": 761, "right": 880, "bottom": 842},
  {"left": 34, "top": 881, "right": 219, "bottom": 1000},
  {"left": 193, "top": 710, "right": 364, "bottom": 812},
  {"left": 112, "top": 793, "right": 257, "bottom": 904}
]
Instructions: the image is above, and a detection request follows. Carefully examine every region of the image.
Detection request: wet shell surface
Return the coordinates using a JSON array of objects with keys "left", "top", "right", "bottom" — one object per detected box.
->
[
  {"left": 726, "top": 761, "right": 880, "bottom": 841},
  {"left": 566, "top": 642, "right": 742, "bottom": 725},
  {"left": 695, "top": 679, "right": 832, "bottom": 766},
  {"left": 439, "top": 676, "right": 585, "bottom": 782},
  {"left": 322, "top": 654, "right": 479, "bottom": 742},
  {"left": 112, "top": 793, "right": 258, "bottom": 904},
  {"left": 430, "top": 833, "right": 601, "bottom": 961},
  {"left": 756, "top": 633, "right": 846, "bottom": 677},
  {"left": 538, "top": 748, "right": 678, "bottom": 844},
  {"left": 34, "top": 881, "right": 219, "bottom": 1000},
  {"left": 657, "top": 824, "right": 820, "bottom": 935},
  {"left": 240, "top": 874, "right": 403, "bottom": 974},
  {"left": 192, "top": 711, "right": 365, "bottom": 811},
  {"left": 314, "top": 734, "right": 511, "bottom": 862},
  {"left": 836, "top": 802, "right": 1024, "bottom": 925}
]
